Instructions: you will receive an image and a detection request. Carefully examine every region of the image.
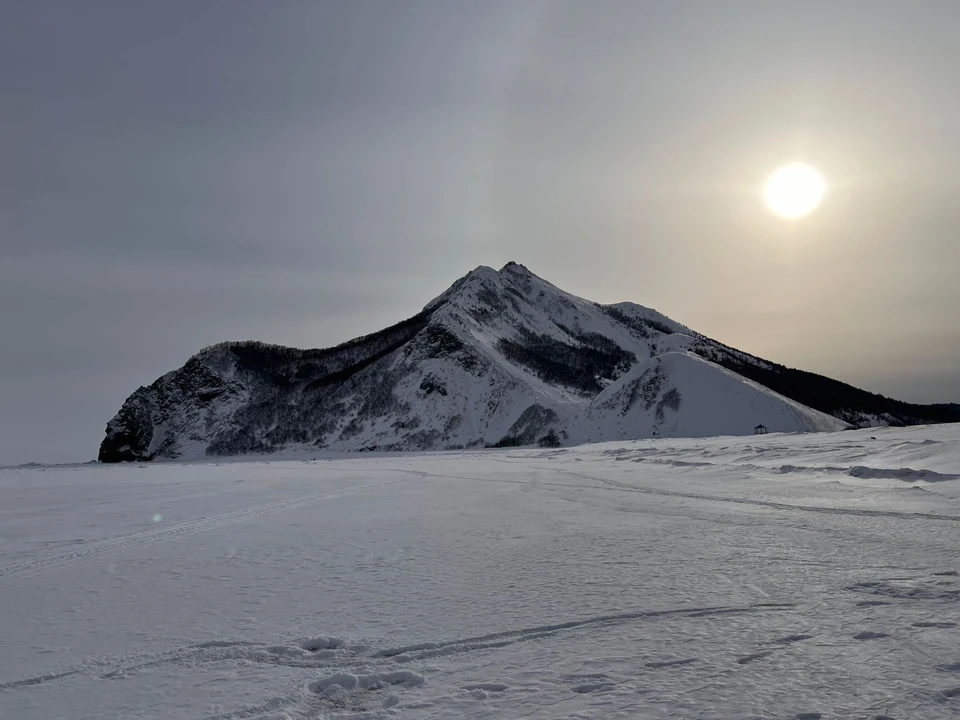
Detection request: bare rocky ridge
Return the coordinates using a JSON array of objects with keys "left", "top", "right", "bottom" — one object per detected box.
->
[{"left": 99, "top": 262, "right": 960, "bottom": 462}]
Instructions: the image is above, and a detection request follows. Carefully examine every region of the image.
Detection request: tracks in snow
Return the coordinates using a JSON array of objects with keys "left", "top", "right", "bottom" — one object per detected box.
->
[
  {"left": 0, "top": 477, "right": 412, "bottom": 580},
  {"left": 370, "top": 602, "right": 795, "bottom": 663},
  {"left": 538, "top": 466, "right": 960, "bottom": 523},
  {"left": 382, "top": 465, "right": 960, "bottom": 523},
  {"left": 0, "top": 601, "right": 794, "bottom": 693}
]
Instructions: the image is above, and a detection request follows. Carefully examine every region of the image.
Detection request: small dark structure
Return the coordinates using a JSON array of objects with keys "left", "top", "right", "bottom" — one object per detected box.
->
[{"left": 754, "top": 424, "right": 767, "bottom": 435}]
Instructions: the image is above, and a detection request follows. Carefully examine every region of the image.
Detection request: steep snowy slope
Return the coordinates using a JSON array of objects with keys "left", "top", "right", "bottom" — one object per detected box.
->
[
  {"left": 564, "top": 352, "right": 845, "bottom": 444},
  {"left": 99, "top": 262, "right": 955, "bottom": 461}
]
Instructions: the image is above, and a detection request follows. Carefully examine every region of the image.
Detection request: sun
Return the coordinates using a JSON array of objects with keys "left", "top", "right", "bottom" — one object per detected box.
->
[{"left": 763, "top": 163, "right": 825, "bottom": 219}]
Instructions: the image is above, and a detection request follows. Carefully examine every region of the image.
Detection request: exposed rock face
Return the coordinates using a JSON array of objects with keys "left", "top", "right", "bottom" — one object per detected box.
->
[{"left": 99, "top": 262, "right": 958, "bottom": 462}]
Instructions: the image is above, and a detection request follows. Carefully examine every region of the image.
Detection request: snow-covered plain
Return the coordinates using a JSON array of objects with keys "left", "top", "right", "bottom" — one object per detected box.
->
[{"left": 4, "top": 425, "right": 960, "bottom": 719}]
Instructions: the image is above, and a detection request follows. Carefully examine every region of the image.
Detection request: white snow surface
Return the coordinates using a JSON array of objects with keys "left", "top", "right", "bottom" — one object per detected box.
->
[
  {"left": 4, "top": 424, "right": 960, "bottom": 719},
  {"left": 563, "top": 352, "right": 844, "bottom": 444}
]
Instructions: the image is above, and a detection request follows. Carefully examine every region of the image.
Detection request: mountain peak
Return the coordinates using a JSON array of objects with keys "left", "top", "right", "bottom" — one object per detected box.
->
[
  {"left": 467, "top": 262, "right": 538, "bottom": 281},
  {"left": 499, "top": 261, "right": 532, "bottom": 275},
  {"left": 425, "top": 262, "right": 542, "bottom": 311}
]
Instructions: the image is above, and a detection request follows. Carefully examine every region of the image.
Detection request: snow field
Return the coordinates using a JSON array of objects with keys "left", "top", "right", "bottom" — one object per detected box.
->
[{"left": 2, "top": 425, "right": 960, "bottom": 718}]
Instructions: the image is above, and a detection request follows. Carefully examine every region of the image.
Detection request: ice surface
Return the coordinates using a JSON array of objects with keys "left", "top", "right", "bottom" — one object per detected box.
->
[{"left": 3, "top": 424, "right": 960, "bottom": 718}]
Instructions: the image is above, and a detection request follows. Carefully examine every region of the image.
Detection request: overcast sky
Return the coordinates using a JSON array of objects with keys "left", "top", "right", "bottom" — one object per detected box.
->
[{"left": 3, "top": 1, "right": 959, "bottom": 465}]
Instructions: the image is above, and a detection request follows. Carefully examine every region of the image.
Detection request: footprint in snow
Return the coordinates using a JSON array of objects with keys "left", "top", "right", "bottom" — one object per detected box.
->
[
  {"left": 775, "top": 634, "right": 813, "bottom": 644},
  {"left": 736, "top": 651, "right": 772, "bottom": 664},
  {"left": 308, "top": 669, "right": 424, "bottom": 696},
  {"left": 645, "top": 658, "right": 697, "bottom": 669},
  {"left": 571, "top": 682, "right": 615, "bottom": 693},
  {"left": 913, "top": 621, "right": 957, "bottom": 629},
  {"left": 300, "top": 636, "right": 344, "bottom": 652}
]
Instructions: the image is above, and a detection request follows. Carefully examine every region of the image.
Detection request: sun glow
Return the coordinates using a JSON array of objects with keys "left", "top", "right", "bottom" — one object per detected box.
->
[{"left": 764, "top": 163, "right": 825, "bottom": 219}]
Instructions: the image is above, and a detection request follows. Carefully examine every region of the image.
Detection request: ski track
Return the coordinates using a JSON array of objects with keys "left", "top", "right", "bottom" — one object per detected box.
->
[{"left": 0, "top": 477, "right": 412, "bottom": 580}]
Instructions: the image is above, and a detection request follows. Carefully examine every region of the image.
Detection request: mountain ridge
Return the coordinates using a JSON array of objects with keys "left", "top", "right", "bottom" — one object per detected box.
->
[{"left": 99, "top": 263, "right": 959, "bottom": 462}]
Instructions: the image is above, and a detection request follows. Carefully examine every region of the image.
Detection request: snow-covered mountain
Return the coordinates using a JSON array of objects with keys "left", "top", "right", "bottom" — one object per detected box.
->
[{"left": 98, "top": 263, "right": 958, "bottom": 461}]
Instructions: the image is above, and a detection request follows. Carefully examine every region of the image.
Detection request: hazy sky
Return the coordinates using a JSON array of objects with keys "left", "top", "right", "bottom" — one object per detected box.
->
[{"left": 3, "top": 1, "right": 959, "bottom": 465}]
